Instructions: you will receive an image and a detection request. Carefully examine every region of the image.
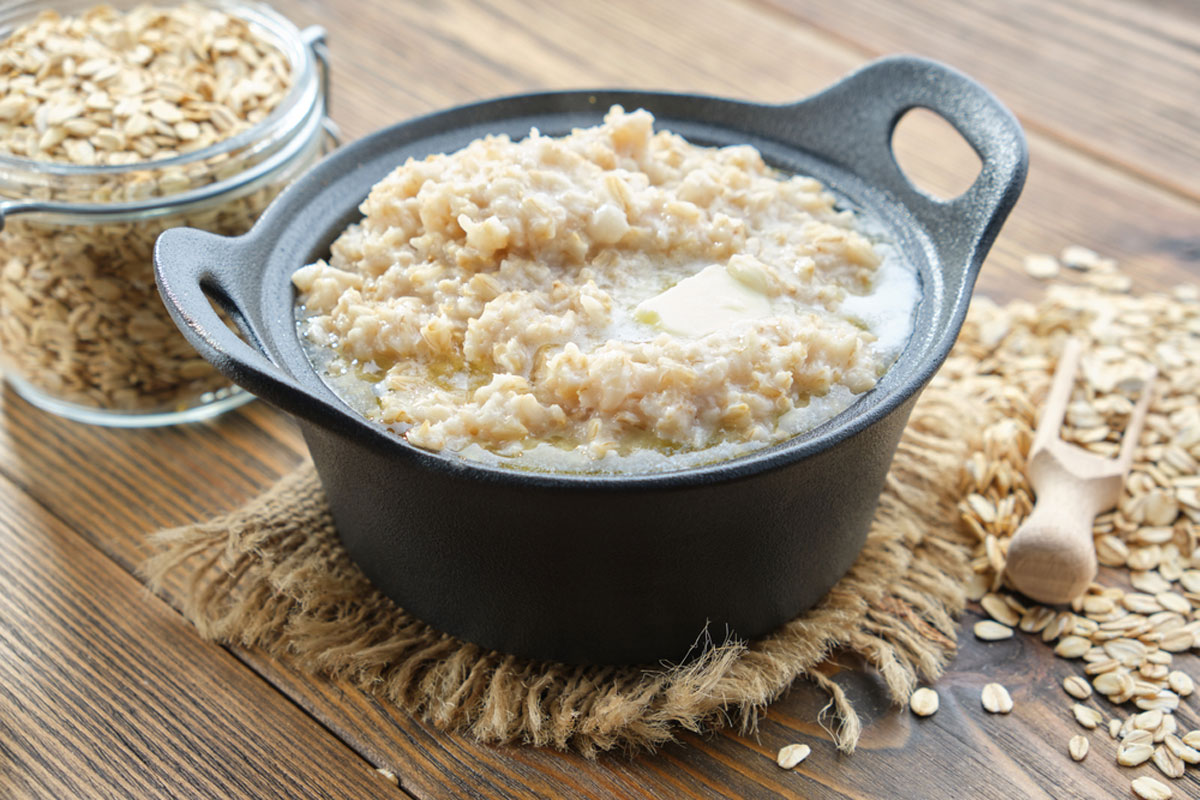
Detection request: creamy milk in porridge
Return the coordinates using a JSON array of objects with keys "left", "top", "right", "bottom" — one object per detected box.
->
[{"left": 293, "top": 107, "right": 919, "bottom": 472}]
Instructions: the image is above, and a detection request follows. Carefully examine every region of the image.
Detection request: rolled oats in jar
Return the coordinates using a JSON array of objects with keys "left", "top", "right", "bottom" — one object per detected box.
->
[{"left": 0, "top": 1, "right": 335, "bottom": 424}]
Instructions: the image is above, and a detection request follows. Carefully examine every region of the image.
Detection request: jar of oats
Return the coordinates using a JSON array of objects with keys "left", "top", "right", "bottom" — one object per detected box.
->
[{"left": 0, "top": 1, "right": 335, "bottom": 425}]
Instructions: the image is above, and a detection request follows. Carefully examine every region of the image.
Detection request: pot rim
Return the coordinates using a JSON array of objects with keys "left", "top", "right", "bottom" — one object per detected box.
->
[{"left": 156, "top": 55, "right": 1028, "bottom": 492}]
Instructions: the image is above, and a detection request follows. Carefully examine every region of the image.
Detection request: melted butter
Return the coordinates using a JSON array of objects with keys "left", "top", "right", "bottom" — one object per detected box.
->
[{"left": 633, "top": 263, "right": 771, "bottom": 338}]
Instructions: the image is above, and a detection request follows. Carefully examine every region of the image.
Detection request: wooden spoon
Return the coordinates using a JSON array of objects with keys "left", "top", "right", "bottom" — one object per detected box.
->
[{"left": 1004, "top": 338, "right": 1155, "bottom": 605}]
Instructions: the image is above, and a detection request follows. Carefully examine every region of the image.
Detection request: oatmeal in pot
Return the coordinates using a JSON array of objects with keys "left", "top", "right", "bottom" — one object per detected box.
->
[{"left": 293, "top": 107, "right": 919, "bottom": 472}]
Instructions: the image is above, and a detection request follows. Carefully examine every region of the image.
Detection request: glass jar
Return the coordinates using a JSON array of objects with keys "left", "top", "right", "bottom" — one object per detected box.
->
[{"left": 0, "top": 0, "right": 336, "bottom": 426}]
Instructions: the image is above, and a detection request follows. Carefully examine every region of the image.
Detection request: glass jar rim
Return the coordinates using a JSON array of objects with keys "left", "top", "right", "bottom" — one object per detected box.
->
[
  {"left": 0, "top": 0, "right": 319, "bottom": 179},
  {"left": 1, "top": 95, "right": 329, "bottom": 226}
]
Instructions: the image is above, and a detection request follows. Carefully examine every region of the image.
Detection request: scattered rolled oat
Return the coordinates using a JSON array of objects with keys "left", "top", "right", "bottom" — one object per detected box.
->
[
  {"left": 1131, "top": 776, "right": 1172, "bottom": 800},
  {"left": 1163, "top": 734, "right": 1200, "bottom": 765},
  {"left": 964, "top": 572, "right": 990, "bottom": 602},
  {"left": 775, "top": 743, "right": 811, "bottom": 770},
  {"left": 1093, "top": 671, "right": 1133, "bottom": 697},
  {"left": 974, "top": 620, "right": 1015, "bottom": 641},
  {"left": 981, "top": 683, "right": 1013, "bottom": 714},
  {"left": 1152, "top": 744, "right": 1185, "bottom": 779},
  {"left": 1125, "top": 729, "right": 1153, "bottom": 745},
  {"left": 1167, "top": 671, "right": 1194, "bottom": 697},
  {"left": 1130, "top": 571, "right": 1171, "bottom": 595},
  {"left": 1135, "top": 690, "right": 1180, "bottom": 713},
  {"left": 1019, "top": 605, "right": 1056, "bottom": 633},
  {"left": 1118, "top": 740, "right": 1155, "bottom": 767},
  {"left": 952, "top": 255, "right": 1200, "bottom": 784},
  {"left": 1086, "top": 271, "right": 1133, "bottom": 292},
  {"left": 1042, "top": 612, "right": 1075, "bottom": 643},
  {"left": 1073, "top": 703, "right": 1102, "bottom": 729},
  {"left": 1055, "top": 636, "right": 1092, "bottom": 659},
  {"left": 1155, "top": 592, "right": 1190, "bottom": 615},
  {"left": 1082, "top": 595, "right": 1115, "bottom": 616},
  {"left": 1123, "top": 592, "right": 1163, "bottom": 614},
  {"left": 1023, "top": 253, "right": 1060, "bottom": 280},
  {"left": 375, "top": 768, "right": 399, "bottom": 786},
  {"left": 1063, "top": 675, "right": 1093, "bottom": 700},
  {"left": 981, "top": 593, "right": 1021, "bottom": 626},
  {"left": 1134, "top": 710, "right": 1164, "bottom": 731},
  {"left": 1160, "top": 631, "right": 1194, "bottom": 653},
  {"left": 909, "top": 687, "right": 939, "bottom": 717},
  {"left": 1098, "top": 535, "right": 1132, "bottom": 567},
  {"left": 1068, "top": 734, "right": 1089, "bottom": 761},
  {"left": 1059, "top": 244, "right": 1102, "bottom": 271},
  {"left": 1153, "top": 714, "right": 1177, "bottom": 742}
]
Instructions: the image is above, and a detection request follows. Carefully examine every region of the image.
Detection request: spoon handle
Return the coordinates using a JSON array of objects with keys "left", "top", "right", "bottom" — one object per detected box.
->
[{"left": 1005, "top": 461, "right": 1101, "bottom": 604}]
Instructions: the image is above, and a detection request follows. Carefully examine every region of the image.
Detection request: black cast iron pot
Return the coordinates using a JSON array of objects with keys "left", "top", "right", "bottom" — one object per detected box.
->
[{"left": 155, "top": 55, "right": 1027, "bottom": 665}]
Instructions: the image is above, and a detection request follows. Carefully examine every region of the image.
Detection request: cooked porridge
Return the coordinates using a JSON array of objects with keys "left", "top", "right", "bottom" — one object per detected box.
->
[{"left": 293, "top": 107, "right": 919, "bottom": 472}]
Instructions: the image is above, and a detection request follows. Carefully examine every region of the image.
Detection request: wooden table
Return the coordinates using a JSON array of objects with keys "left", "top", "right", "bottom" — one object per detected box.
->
[{"left": 2, "top": 1, "right": 1197, "bottom": 797}]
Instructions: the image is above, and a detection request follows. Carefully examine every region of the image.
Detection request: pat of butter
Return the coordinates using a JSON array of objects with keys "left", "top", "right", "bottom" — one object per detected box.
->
[{"left": 634, "top": 263, "right": 771, "bottom": 337}]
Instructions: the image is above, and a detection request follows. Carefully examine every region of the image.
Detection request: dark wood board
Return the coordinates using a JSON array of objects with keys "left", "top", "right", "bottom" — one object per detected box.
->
[
  {"left": 0, "top": 470, "right": 398, "bottom": 799},
  {"left": 760, "top": 0, "right": 1200, "bottom": 204}
]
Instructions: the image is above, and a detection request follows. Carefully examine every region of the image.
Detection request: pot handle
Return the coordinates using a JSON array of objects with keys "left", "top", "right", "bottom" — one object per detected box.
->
[
  {"left": 154, "top": 227, "right": 317, "bottom": 417},
  {"left": 780, "top": 55, "right": 1028, "bottom": 273}
]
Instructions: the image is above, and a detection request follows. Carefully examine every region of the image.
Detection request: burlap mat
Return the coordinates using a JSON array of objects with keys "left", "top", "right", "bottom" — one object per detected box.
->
[{"left": 143, "top": 337, "right": 995, "bottom": 757}]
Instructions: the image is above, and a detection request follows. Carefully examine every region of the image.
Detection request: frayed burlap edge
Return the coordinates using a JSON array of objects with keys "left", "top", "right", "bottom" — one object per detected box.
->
[{"left": 141, "top": 383, "right": 976, "bottom": 757}]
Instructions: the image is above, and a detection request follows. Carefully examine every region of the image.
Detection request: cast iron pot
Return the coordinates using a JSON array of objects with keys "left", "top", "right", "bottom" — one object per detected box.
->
[{"left": 155, "top": 55, "right": 1027, "bottom": 665}]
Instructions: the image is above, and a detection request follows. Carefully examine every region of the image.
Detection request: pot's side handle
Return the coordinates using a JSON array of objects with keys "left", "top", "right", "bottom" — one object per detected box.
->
[
  {"left": 779, "top": 55, "right": 1028, "bottom": 274},
  {"left": 154, "top": 226, "right": 312, "bottom": 414}
]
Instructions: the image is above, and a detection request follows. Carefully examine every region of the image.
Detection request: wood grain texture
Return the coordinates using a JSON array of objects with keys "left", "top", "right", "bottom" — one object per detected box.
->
[
  {"left": 296, "top": 0, "right": 1198, "bottom": 302},
  {"left": 0, "top": 469, "right": 398, "bottom": 799},
  {"left": 0, "top": 326, "right": 1194, "bottom": 800},
  {"left": 758, "top": 0, "right": 1200, "bottom": 203},
  {"left": 1, "top": 0, "right": 1198, "bottom": 798}
]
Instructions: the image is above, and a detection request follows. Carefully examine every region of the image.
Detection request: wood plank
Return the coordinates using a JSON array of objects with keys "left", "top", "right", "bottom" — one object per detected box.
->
[
  {"left": 756, "top": 0, "right": 1200, "bottom": 203},
  {"left": 0, "top": 396, "right": 304, "bottom": 573},
  {"left": 288, "top": 0, "right": 1199, "bottom": 302},
  {"left": 5, "top": 373, "right": 1185, "bottom": 800},
  {"left": 232, "top": 604, "right": 1200, "bottom": 800},
  {"left": 2, "top": 351, "right": 1198, "bottom": 798},
  {"left": 0, "top": 468, "right": 399, "bottom": 800}
]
